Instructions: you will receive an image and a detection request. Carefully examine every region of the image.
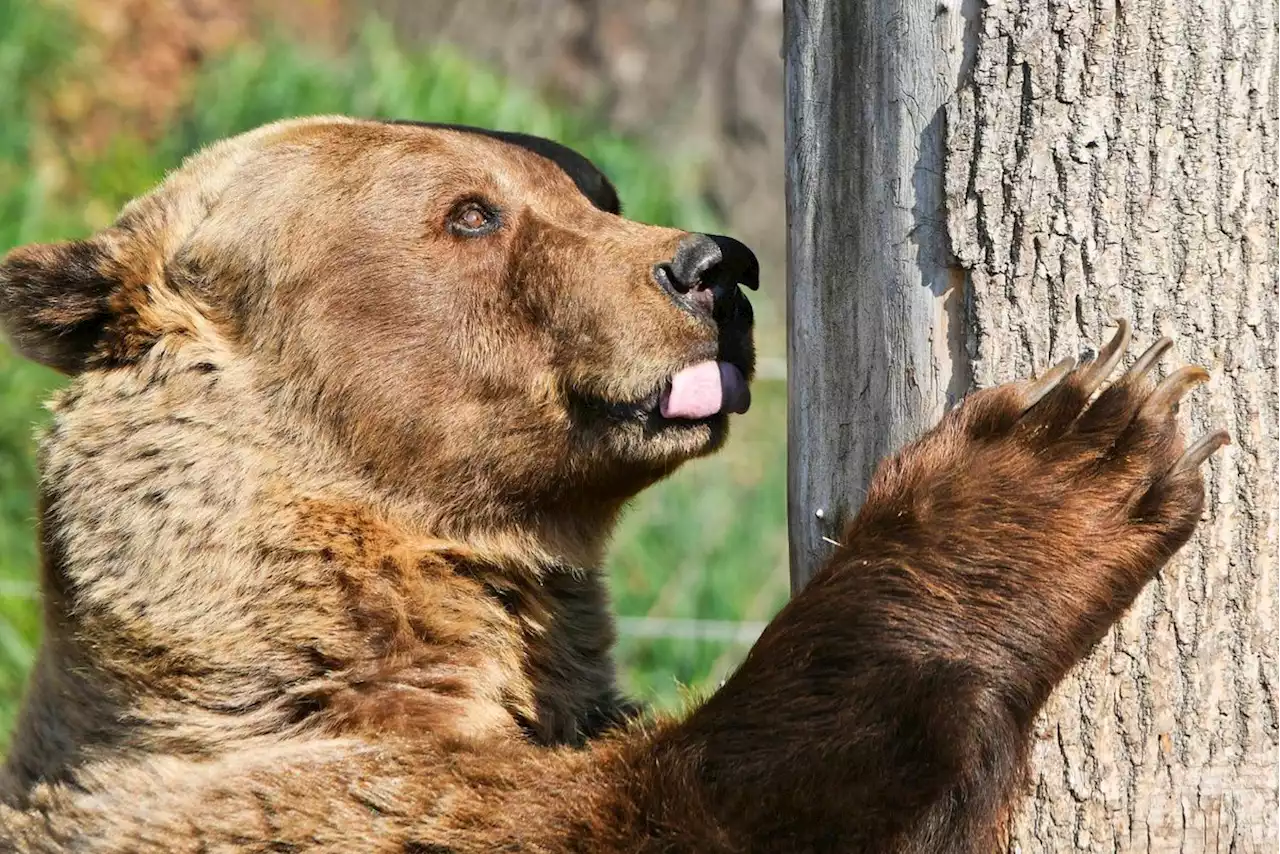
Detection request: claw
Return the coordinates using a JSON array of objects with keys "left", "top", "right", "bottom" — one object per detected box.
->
[
  {"left": 1125, "top": 337, "right": 1175, "bottom": 383},
  {"left": 1023, "top": 356, "right": 1078, "bottom": 409},
  {"left": 1077, "top": 319, "right": 1131, "bottom": 396},
  {"left": 1142, "top": 364, "right": 1210, "bottom": 416},
  {"left": 1173, "top": 429, "right": 1230, "bottom": 473}
]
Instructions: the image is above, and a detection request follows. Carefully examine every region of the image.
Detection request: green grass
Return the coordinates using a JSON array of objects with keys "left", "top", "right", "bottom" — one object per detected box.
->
[
  {"left": 0, "top": 0, "right": 84, "bottom": 738},
  {"left": 611, "top": 381, "right": 788, "bottom": 707},
  {"left": 0, "top": 2, "right": 788, "bottom": 731}
]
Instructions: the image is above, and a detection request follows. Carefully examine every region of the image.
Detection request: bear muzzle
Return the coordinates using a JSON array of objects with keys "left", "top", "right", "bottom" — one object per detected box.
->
[{"left": 651, "top": 233, "right": 759, "bottom": 322}]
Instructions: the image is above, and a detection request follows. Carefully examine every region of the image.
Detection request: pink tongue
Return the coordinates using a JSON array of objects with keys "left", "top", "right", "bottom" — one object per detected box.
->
[{"left": 660, "top": 361, "right": 751, "bottom": 420}]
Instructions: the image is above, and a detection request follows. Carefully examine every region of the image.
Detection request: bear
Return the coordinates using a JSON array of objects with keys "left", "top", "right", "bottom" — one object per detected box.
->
[{"left": 0, "top": 116, "right": 1227, "bottom": 852}]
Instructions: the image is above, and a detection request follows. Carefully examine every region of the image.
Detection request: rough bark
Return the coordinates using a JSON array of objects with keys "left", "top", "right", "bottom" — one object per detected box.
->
[{"left": 944, "top": 0, "right": 1278, "bottom": 849}]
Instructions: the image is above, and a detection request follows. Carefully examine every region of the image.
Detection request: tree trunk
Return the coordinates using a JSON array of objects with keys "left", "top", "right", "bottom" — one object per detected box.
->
[{"left": 787, "top": 0, "right": 1278, "bottom": 848}]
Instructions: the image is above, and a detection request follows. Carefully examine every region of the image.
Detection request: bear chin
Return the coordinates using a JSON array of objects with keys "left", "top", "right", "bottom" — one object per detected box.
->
[{"left": 575, "top": 393, "right": 734, "bottom": 469}]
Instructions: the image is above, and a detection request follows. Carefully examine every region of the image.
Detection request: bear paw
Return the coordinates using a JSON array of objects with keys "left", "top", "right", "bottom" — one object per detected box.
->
[{"left": 846, "top": 320, "right": 1228, "bottom": 658}]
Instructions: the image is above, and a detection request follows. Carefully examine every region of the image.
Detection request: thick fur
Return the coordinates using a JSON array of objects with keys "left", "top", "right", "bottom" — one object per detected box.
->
[{"left": 0, "top": 117, "right": 1216, "bottom": 852}]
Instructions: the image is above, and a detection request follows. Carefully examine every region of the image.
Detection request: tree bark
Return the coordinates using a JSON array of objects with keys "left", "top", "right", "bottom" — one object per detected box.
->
[
  {"left": 945, "top": 0, "right": 1278, "bottom": 849},
  {"left": 787, "top": 0, "right": 1278, "bottom": 848}
]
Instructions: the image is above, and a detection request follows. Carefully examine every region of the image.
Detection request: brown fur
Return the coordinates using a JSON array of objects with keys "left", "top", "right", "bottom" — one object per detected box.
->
[{"left": 0, "top": 117, "right": 1220, "bottom": 852}]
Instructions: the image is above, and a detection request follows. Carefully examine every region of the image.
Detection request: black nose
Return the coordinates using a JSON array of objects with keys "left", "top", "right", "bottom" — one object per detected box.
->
[{"left": 656, "top": 233, "right": 760, "bottom": 297}]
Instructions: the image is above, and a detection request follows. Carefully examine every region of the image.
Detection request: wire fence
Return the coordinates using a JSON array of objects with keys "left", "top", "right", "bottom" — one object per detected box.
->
[{"left": 615, "top": 616, "right": 767, "bottom": 645}]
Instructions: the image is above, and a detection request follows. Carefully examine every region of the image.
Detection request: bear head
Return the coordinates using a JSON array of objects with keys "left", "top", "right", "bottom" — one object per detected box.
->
[{"left": 0, "top": 117, "right": 758, "bottom": 554}]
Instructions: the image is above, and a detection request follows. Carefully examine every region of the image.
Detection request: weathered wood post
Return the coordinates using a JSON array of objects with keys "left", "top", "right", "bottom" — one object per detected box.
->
[
  {"left": 784, "top": 0, "right": 971, "bottom": 590},
  {"left": 784, "top": 0, "right": 1277, "bottom": 848}
]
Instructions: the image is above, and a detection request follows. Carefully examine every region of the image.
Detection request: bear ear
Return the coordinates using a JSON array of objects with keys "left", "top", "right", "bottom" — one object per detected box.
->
[
  {"left": 469, "top": 128, "right": 621, "bottom": 215},
  {"left": 386, "top": 121, "right": 623, "bottom": 215},
  {"left": 0, "top": 236, "right": 120, "bottom": 375}
]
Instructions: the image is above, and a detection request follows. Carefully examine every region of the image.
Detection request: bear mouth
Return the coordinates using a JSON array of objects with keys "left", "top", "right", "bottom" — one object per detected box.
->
[
  {"left": 576, "top": 358, "right": 752, "bottom": 431},
  {"left": 658, "top": 360, "right": 750, "bottom": 420}
]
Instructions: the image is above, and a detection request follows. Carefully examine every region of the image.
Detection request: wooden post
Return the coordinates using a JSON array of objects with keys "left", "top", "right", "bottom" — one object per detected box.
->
[{"left": 784, "top": 0, "right": 971, "bottom": 590}]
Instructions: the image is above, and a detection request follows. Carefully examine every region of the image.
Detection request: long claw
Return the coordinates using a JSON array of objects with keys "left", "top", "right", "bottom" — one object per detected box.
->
[
  {"left": 1125, "top": 337, "right": 1174, "bottom": 383},
  {"left": 1174, "top": 429, "right": 1230, "bottom": 473},
  {"left": 1077, "top": 319, "right": 1131, "bottom": 396},
  {"left": 1023, "top": 356, "right": 1078, "bottom": 409},
  {"left": 1142, "top": 365, "right": 1210, "bottom": 416}
]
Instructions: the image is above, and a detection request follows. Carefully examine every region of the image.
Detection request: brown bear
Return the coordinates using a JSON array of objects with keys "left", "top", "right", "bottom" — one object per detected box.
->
[{"left": 0, "top": 116, "right": 1227, "bottom": 852}]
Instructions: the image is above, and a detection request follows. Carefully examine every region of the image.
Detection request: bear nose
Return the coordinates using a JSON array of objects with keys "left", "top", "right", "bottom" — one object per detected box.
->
[{"left": 654, "top": 233, "right": 760, "bottom": 305}]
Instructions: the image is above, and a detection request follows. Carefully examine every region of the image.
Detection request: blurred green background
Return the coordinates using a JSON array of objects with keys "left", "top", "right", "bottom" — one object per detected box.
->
[{"left": 0, "top": 0, "right": 788, "bottom": 740}]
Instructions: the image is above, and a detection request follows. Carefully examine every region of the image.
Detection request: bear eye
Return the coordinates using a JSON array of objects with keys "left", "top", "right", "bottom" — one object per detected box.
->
[{"left": 447, "top": 200, "right": 500, "bottom": 237}]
